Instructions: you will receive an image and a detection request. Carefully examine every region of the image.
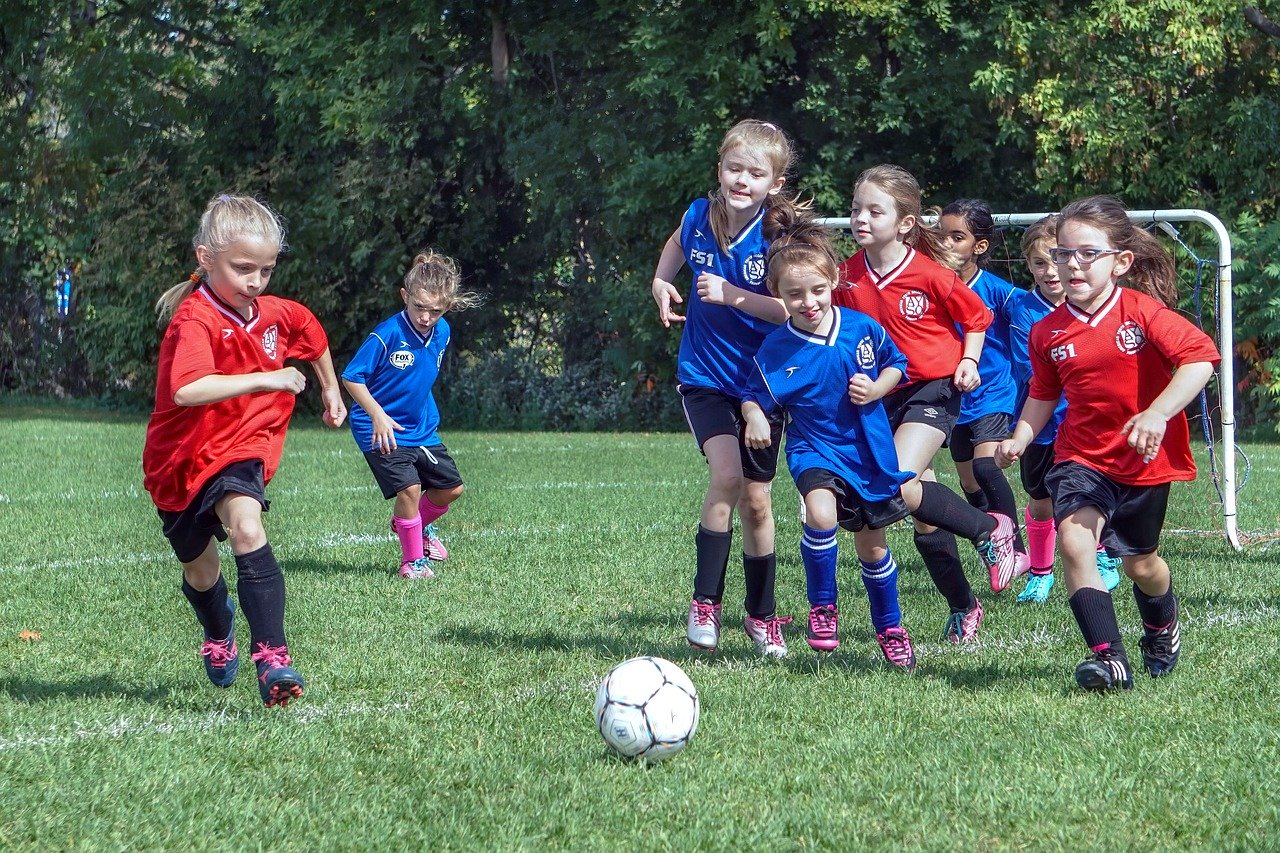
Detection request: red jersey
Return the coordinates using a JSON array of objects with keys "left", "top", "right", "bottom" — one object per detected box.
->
[
  {"left": 1028, "top": 286, "right": 1220, "bottom": 486},
  {"left": 834, "top": 248, "right": 991, "bottom": 383},
  {"left": 143, "top": 285, "right": 329, "bottom": 511}
]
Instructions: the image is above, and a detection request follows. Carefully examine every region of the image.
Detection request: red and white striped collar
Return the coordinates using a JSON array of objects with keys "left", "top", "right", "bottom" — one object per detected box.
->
[
  {"left": 198, "top": 284, "right": 260, "bottom": 331},
  {"left": 1065, "top": 285, "right": 1122, "bottom": 328},
  {"left": 867, "top": 247, "right": 916, "bottom": 291}
]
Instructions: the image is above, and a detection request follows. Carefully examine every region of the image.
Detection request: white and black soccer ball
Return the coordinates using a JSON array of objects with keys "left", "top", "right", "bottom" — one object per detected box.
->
[{"left": 594, "top": 656, "right": 699, "bottom": 761}]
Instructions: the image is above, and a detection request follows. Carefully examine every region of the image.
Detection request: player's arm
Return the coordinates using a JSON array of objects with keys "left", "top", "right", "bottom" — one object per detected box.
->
[
  {"left": 996, "top": 396, "right": 1057, "bottom": 468},
  {"left": 696, "top": 273, "right": 788, "bottom": 324},
  {"left": 308, "top": 347, "right": 347, "bottom": 428},
  {"left": 341, "top": 378, "right": 405, "bottom": 453},
  {"left": 651, "top": 230, "right": 687, "bottom": 327},
  {"left": 953, "top": 329, "right": 985, "bottom": 392},
  {"left": 1121, "top": 361, "right": 1215, "bottom": 463},
  {"left": 848, "top": 366, "right": 903, "bottom": 405},
  {"left": 174, "top": 370, "right": 306, "bottom": 406},
  {"left": 740, "top": 399, "right": 774, "bottom": 449}
]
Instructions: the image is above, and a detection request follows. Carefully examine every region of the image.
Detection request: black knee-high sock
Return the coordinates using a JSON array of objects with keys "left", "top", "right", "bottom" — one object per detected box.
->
[
  {"left": 1133, "top": 579, "right": 1178, "bottom": 628},
  {"left": 973, "top": 457, "right": 1024, "bottom": 551},
  {"left": 1068, "top": 587, "right": 1126, "bottom": 655},
  {"left": 235, "top": 544, "right": 286, "bottom": 652},
  {"left": 743, "top": 553, "right": 776, "bottom": 619},
  {"left": 182, "top": 574, "right": 232, "bottom": 640},
  {"left": 694, "top": 525, "right": 731, "bottom": 604},
  {"left": 963, "top": 488, "right": 989, "bottom": 512},
  {"left": 914, "top": 529, "right": 976, "bottom": 613},
  {"left": 913, "top": 481, "right": 996, "bottom": 543}
]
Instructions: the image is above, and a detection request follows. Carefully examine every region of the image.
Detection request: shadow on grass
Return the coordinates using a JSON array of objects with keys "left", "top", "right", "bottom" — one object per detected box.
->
[
  {"left": 278, "top": 556, "right": 380, "bottom": 576},
  {"left": 434, "top": 623, "right": 699, "bottom": 664},
  {"left": 916, "top": 661, "right": 1068, "bottom": 693},
  {"left": 0, "top": 674, "right": 173, "bottom": 704}
]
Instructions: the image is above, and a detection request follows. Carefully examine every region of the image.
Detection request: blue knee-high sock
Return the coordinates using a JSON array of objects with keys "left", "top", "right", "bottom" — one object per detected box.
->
[
  {"left": 861, "top": 551, "right": 901, "bottom": 633},
  {"left": 801, "top": 524, "right": 838, "bottom": 606}
]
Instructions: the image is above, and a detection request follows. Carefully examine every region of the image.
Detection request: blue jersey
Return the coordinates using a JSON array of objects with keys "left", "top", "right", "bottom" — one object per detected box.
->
[
  {"left": 675, "top": 197, "right": 779, "bottom": 394},
  {"left": 747, "top": 308, "right": 912, "bottom": 502},
  {"left": 1007, "top": 288, "right": 1067, "bottom": 445},
  {"left": 957, "top": 269, "right": 1020, "bottom": 424},
  {"left": 342, "top": 312, "right": 450, "bottom": 452}
]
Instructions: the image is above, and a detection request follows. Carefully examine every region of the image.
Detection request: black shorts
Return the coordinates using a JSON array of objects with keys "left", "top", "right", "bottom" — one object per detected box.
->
[
  {"left": 158, "top": 459, "right": 269, "bottom": 564},
  {"left": 949, "top": 413, "right": 1012, "bottom": 464},
  {"left": 1019, "top": 441, "right": 1056, "bottom": 501},
  {"left": 1045, "top": 460, "right": 1170, "bottom": 556},
  {"left": 795, "top": 468, "right": 910, "bottom": 532},
  {"left": 362, "top": 444, "right": 464, "bottom": 500},
  {"left": 882, "top": 377, "right": 960, "bottom": 438},
  {"left": 678, "top": 384, "right": 782, "bottom": 483}
]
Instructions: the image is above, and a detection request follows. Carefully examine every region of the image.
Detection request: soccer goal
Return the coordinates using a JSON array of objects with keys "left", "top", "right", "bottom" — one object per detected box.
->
[{"left": 818, "top": 209, "right": 1243, "bottom": 552}]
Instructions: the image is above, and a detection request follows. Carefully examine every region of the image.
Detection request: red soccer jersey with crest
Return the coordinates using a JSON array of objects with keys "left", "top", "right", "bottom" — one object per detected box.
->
[
  {"left": 1028, "top": 286, "right": 1220, "bottom": 486},
  {"left": 833, "top": 247, "right": 992, "bottom": 384},
  {"left": 143, "top": 285, "right": 329, "bottom": 511}
]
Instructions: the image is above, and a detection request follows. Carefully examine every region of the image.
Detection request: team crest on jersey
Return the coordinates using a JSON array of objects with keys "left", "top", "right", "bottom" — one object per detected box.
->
[
  {"left": 1115, "top": 321, "right": 1147, "bottom": 355},
  {"left": 389, "top": 349, "right": 415, "bottom": 370},
  {"left": 856, "top": 337, "right": 877, "bottom": 370},
  {"left": 261, "top": 324, "right": 278, "bottom": 359},
  {"left": 741, "top": 253, "right": 766, "bottom": 287},
  {"left": 898, "top": 290, "right": 929, "bottom": 321}
]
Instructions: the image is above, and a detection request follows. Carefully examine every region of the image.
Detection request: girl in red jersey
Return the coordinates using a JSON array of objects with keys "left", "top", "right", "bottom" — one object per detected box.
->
[
  {"left": 833, "top": 165, "right": 1023, "bottom": 643},
  {"left": 997, "top": 196, "right": 1219, "bottom": 691},
  {"left": 143, "top": 194, "right": 347, "bottom": 708}
]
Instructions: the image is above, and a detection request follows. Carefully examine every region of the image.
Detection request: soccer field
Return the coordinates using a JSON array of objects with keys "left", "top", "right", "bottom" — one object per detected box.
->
[{"left": 1, "top": 403, "right": 1278, "bottom": 849}]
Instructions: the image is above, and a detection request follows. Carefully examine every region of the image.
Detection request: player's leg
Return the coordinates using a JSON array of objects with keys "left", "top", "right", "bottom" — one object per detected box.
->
[
  {"left": 970, "top": 417, "right": 1025, "bottom": 554},
  {"left": 418, "top": 444, "right": 465, "bottom": 561},
  {"left": 687, "top": 433, "right": 744, "bottom": 651},
  {"left": 856, "top": 516, "right": 915, "bottom": 671},
  {"left": 1113, "top": 484, "right": 1180, "bottom": 677},
  {"left": 364, "top": 447, "right": 431, "bottom": 578},
  {"left": 165, "top": 501, "right": 238, "bottom": 688},
  {"left": 1018, "top": 442, "right": 1057, "bottom": 603},
  {"left": 798, "top": 481, "right": 840, "bottom": 652},
  {"left": 949, "top": 423, "right": 988, "bottom": 511},
  {"left": 737, "top": 409, "right": 785, "bottom": 657}
]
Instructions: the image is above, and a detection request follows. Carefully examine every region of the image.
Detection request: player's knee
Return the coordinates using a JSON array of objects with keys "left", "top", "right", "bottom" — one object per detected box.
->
[
  {"left": 226, "top": 515, "right": 266, "bottom": 551},
  {"left": 442, "top": 483, "right": 464, "bottom": 503},
  {"left": 399, "top": 483, "right": 423, "bottom": 502}
]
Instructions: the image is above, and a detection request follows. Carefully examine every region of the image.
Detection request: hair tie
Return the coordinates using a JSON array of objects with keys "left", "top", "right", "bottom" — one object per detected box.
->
[
  {"left": 189, "top": 271, "right": 201, "bottom": 284},
  {"left": 216, "top": 194, "right": 232, "bottom": 203},
  {"left": 760, "top": 121, "right": 778, "bottom": 131}
]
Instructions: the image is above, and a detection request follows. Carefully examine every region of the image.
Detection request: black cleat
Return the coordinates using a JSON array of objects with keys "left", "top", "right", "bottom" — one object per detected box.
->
[
  {"left": 1075, "top": 647, "right": 1133, "bottom": 692},
  {"left": 1139, "top": 609, "right": 1181, "bottom": 678}
]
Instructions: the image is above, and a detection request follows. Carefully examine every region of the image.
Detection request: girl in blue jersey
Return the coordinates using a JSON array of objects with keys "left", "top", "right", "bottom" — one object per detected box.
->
[
  {"left": 1008, "top": 217, "right": 1122, "bottom": 602},
  {"left": 938, "top": 199, "right": 1030, "bottom": 591},
  {"left": 742, "top": 221, "right": 918, "bottom": 669},
  {"left": 650, "top": 119, "right": 805, "bottom": 657},
  {"left": 343, "top": 251, "right": 482, "bottom": 579}
]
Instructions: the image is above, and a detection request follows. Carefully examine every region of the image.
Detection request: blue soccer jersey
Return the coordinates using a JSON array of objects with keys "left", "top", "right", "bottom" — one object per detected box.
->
[
  {"left": 343, "top": 312, "right": 450, "bottom": 452},
  {"left": 748, "top": 308, "right": 912, "bottom": 502},
  {"left": 1007, "top": 288, "right": 1066, "bottom": 445},
  {"left": 675, "top": 197, "right": 779, "bottom": 394},
  {"left": 957, "top": 269, "right": 1020, "bottom": 425}
]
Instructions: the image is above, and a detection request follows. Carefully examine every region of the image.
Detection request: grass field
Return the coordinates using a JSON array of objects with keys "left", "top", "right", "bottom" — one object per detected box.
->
[{"left": 1, "top": 401, "right": 1278, "bottom": 849}]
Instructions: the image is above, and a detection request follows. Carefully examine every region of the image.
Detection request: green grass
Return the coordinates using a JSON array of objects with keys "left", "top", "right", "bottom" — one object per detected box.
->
[{"left": 1, "top": 402, "right": 1278, "bottom": 849}]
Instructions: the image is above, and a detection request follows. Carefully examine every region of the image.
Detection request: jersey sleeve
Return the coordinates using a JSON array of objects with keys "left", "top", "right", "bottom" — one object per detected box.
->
[
  {"left": 168, "top": 320, "right": 219, "bottom": 397},
  {"left": 1007, "top": 293, "right": 1035, "bottom": 390},
  {"left": 341, "top": 332, "right": 389, "bottom": 386},
  {"left": 1148, "top": 305, "right": 1221, "bottom": 367},
  {"left": 678, "top": 198, "right": 708, "bottom": 251},
  {"left": 281, "top": 301, "right": 329, "bottom": 361},
  {"left": 873, "top": 321, "right": 909, "bottom": 382},
  {"left": 1027, "top": 326, "right": 1062, "bottom": 401},
  {"left": 940, "top": 272, "right": 993, "bottom": 333},
  {"left": 745, "top": 357, "right": 780, "bottom": 416}
]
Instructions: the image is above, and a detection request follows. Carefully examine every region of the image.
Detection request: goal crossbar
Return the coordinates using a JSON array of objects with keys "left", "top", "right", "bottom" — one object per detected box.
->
[{"left": 817, "top": 210, "right": 1241, "bottom": 552}]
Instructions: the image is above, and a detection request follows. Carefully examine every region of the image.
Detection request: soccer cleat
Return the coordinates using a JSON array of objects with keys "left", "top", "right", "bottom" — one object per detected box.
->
[
  {"left": 424, "top": 523, "right": 449, "bottom": 562},
  {"left": 251, "top": 643, "right": 305, "bottom": 707},
  {"left": 943, "top": 598, "right": 984, "bottom": 644},
  {"left": 876, "top": 626, "right": 917, "bottom": 671},
  {"left": 1017, "top": 572, "right": 1056, "bottom": 604},
  {"left": 686, "top": 598, "right": 722, "bottom": 651},
  {"left": 1138, "top": 612, "right": 1181, "bottom": 678},
  {"left": 744, "top": 614, "right": 794, "bottom": 659},
  {"left": 805, "top": 603, "right": 840, "bottom": 652},
  {"left": 399, "top": 557, "right": 436, "bottom": 580},
  {"left": 1074, "top": 646, "right": 1134, "bottom": 691},
  {"left": 1096, "top": 549, "right": 1122, "bottom": 592},
  {"left": 977, "top": 512, "right": 1027, "bottom": 593},
  {"left": 199, "top": 598, "right": 239, "bottom": 688}
]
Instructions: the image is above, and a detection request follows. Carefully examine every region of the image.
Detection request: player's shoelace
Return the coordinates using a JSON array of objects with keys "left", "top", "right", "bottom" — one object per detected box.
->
[
  {"left": 251, "top": 643, "right": 292, "bottom": 674},
  {"left": 808, "top": 605, "right": 837, "bottom": 636},
  {"left": 877, "top": 627, "right": 915, "bottom": 667},
  {"left": 691, "top": 599, "right": 720, "bottom": 627},
  {"left": 760, "top": 615, "right": 793, "bottom": 646},
  {"left": 200, "top": 637, "right": 236, "bottom": 666}
]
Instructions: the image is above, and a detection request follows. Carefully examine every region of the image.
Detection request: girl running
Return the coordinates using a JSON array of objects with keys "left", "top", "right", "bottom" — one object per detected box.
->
[
  {"left": 143, "top": 193, "right": 347, "bottom": 708},
  {"left": 342, "top": 251, "right": 481, "bottom": 579},
  {"left": 650, "top": 119, "right": 799, "bottom": 657},
  {"left": 832, "top": 165, "right": 1023, "bottom": 643},
  {"left": 997, "top": 196, "right": 1219, "bottom": 691},
  {"left": 1008, "top": 216, "right": 1122, "bottom": 603},
  {"left": 741, "top": 220, "right": 918, "bottom": 668}
]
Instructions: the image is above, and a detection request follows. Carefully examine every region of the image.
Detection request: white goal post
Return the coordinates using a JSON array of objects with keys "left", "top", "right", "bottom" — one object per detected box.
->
[{"left": 817, "top": 210, "right": 1242, "bottom": 552}]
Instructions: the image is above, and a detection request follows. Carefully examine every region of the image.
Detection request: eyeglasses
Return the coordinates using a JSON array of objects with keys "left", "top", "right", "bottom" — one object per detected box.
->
[{"left": 1049, "top": 247, "right": 1122, "bottom": 265}]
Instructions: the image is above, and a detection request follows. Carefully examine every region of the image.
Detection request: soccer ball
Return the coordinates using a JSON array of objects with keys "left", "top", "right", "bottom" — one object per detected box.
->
[{"left": 594, "top": 656, "right": 699, "bottom": 761}]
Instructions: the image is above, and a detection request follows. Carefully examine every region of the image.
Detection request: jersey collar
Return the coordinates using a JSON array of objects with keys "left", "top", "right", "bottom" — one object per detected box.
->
[
  {"left": 1065, "top": 285, "right": 1122, "bottom": 327},
  {"left": 867, "top": 248, "right": 915, "bottom": 290},
  {"left": 727, "top": 207, "right": 766, "bottom": 250},
  {"left": 397, "top": 310, "right": 435, "bottom": 346},
  {"left": 198, "top": 285, "right": 260, "bottom": 331},
  {"left": 785, "top": 306, "right": 841, "bottom": 346}
]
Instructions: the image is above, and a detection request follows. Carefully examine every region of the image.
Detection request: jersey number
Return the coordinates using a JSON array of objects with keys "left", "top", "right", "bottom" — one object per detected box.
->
[
  {"left": 1050, "top": 343, "right": 1077, "bottom": 362},
  {"left": 690, "top": 249, "right": 715, "bottom": 268}
]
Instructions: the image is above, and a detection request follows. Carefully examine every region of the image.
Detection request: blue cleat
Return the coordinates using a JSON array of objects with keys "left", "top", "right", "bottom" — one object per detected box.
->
[
  {"left": 1096, "top": 549, "right": 1122, "bottom": 591},
  {"left": 423, "top": 523, "right": 449, "bottom": 561},
  {"left": 1017, "top": 572, "right": 1055, "bottom": 604},
  {"left": 200, "top": 598, "right": 239, "bottom": 688},
  {"left": 251, "top": 644, "right": 304, "bottom": 707}
]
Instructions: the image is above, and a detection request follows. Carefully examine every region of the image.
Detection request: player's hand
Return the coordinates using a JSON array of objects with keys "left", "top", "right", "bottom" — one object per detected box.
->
[
  {"left": 1121, "top": 409, "right": 1168, "bottom": 464},
  {"left": 371, "top": 415, "right": 405, "bottom": 454},
  {"left": 953, "top": 358, "right": 980, "bottom": 393},
  {"left": 270, "top": 367, "right": 307, "bottom": 395},
  {"left": 321, "top": 387, "right": 347, "bottom": 429},
  {"left": 652, "top": 278, "right": 685, "bottom": 327},
  {"left": 994, "top": 438, "right": 1022, "bottom": 469},
  {"left": 847, "top": 374, "right": 880, "bottom": 405},
  {"left": 696, "top": 272, "right": 734, "bottom": 306},
  {"left": 743, "top": 413, "right": 772, "bottom": 449}
]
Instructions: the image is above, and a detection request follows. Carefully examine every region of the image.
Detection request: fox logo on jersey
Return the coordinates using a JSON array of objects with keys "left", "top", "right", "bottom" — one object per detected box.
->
[
  {"left": 856, "top": 337, "right": 877, "bottom": 370},
  {"left": 1115, "top": 321, "right": 1147, "bottom": 355},
  {"left": 898, "top": 290, "right": 929, "bottom": 321},
  {"left": 742, "top": 253, "right": 766, "bottom": 287},
  {"left": 389, "top": 350, "right": 415, "bottom": 370},
  {"left": 261, "top": 324, "right": 278, "bottom": 359}
]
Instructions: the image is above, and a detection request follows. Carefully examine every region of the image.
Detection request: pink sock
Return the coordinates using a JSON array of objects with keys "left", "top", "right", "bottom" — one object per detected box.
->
[
  {"left": 1025, "top": 507, "right": 1056, "bottom": 573},
  {"left": 419, "top": 495, "right": 448, "bottom": 526},
  {"left": 392, "top": 514, "right": 424, "bottom": 562}
]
